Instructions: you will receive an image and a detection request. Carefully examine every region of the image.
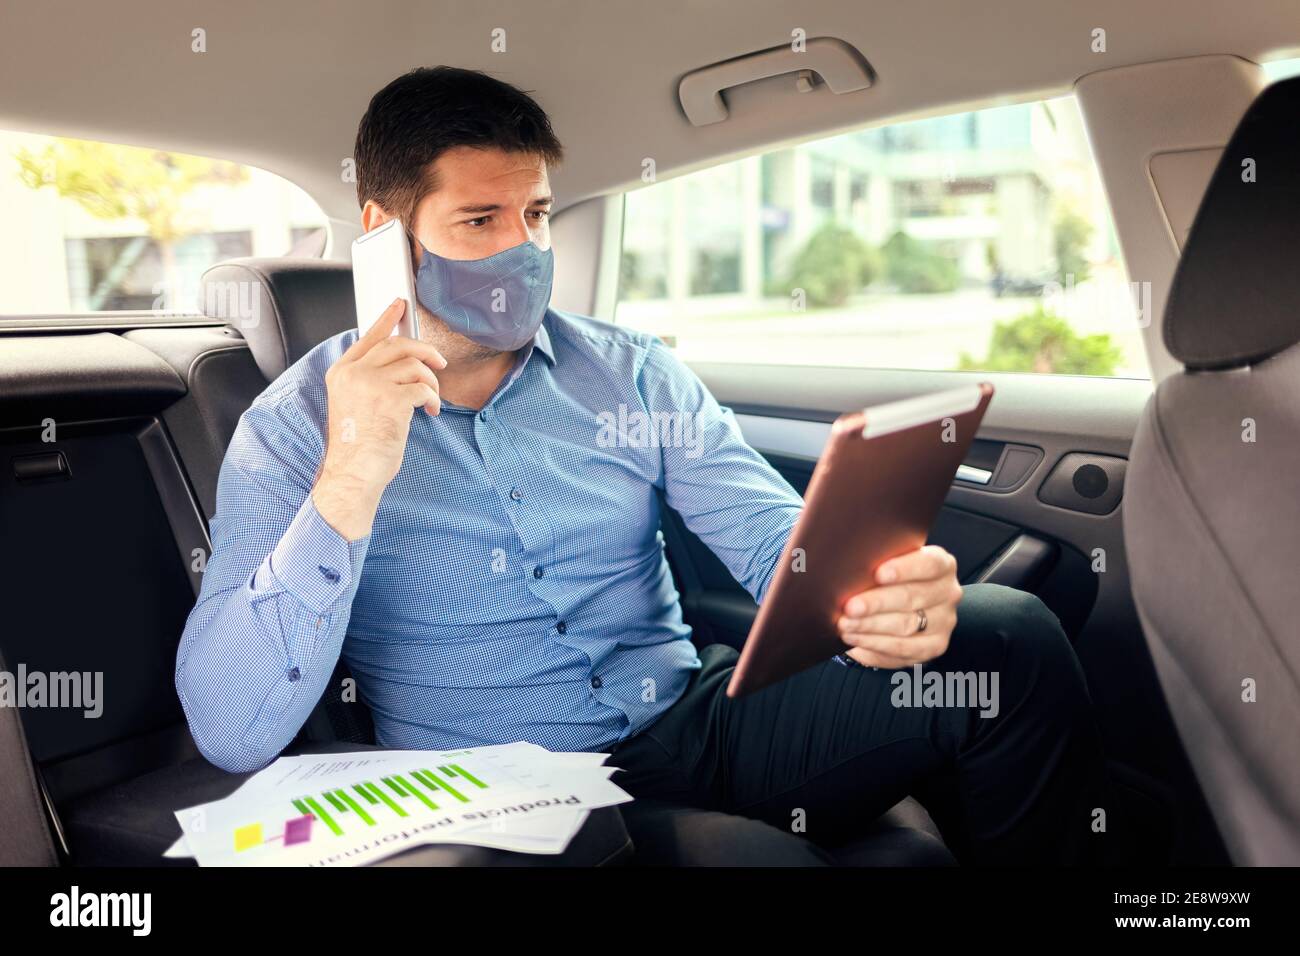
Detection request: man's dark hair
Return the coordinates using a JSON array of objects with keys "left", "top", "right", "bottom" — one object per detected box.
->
[{"left": 354, "top": 66, "right": 563, "bottom": 228}]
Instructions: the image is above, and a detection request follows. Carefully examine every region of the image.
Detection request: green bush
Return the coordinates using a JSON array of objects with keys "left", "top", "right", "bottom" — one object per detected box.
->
[
  {"left": 1053, "top": 206, "right": 1093, "bottom": 284},
  {"left": 619, "top": 249, "right": 666, "bottom": 300},
  {"left": 689, "top": 250, "right": 741, "bottom": 296},
  {"left": 957, "top": 304, "right": 1122, "bottom": 375},
  {"left": 783, "top": 223, "right": 880, "bottom": 308},
  {"left": 881, "top": 231, "right": 960, "bottom": 294}
]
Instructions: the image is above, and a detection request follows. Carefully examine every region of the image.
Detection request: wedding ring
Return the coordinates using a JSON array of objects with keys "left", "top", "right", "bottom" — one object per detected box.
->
[{"left": 915, "top": 608, "right": 928, "bottom": 634}]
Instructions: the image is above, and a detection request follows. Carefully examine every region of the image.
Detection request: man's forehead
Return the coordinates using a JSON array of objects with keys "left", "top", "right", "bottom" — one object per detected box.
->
[{"left": 427, "top": 147, "right": 549, "bottom": 200}]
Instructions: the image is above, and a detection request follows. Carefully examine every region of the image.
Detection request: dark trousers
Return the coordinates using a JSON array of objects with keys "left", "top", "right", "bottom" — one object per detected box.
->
[{"left": 608, "top": 583, "right": 1107, "bottom": 865}]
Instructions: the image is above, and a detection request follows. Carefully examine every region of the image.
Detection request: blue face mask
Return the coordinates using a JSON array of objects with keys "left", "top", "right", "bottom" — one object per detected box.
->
[{"left": 412, "top": 236, "right": 555, "bottom": 353}]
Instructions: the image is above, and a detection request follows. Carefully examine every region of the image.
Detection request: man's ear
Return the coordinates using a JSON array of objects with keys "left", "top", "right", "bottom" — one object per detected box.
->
[{"left": 361, "top": 200, "right": 391, "bottom": 234}]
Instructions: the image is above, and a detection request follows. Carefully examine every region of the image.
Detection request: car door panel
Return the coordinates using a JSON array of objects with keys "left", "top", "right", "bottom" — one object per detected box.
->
[{"left": 659, "top": 361, "right": 1227, "bottom": 864}]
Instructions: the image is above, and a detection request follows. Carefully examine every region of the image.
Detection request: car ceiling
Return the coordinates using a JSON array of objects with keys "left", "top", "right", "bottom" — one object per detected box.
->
[{"left": 2, "top": 0, "right": 1299, "bottom": 221}]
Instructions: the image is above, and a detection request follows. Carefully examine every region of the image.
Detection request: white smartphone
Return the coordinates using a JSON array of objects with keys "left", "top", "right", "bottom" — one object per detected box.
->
[{"left": 350, "top": 218, "right": 420, "bottom": 339}]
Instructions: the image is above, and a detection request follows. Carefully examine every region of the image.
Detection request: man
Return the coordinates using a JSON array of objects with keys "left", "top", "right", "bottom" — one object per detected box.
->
[{"left": 175, "top": 66, "right": 1106, "bottom": 865}]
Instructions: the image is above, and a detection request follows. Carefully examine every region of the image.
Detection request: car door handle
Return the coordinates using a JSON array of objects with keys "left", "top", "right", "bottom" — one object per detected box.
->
[{"left": 955, "top": 463, "right": 993, "bottom": 485}]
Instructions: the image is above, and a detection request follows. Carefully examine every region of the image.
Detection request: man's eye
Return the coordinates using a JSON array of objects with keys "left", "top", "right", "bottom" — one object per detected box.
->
[
  {"left": 466, "top": 217, "right": 489, "bottom": 227},
  {"left": 530, "top": 209, "right": 550, "bottom": 221}
]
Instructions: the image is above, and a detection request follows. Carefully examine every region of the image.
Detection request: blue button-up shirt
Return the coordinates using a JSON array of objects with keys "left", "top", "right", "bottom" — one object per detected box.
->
[{"left": 175, "top": 308, "right": 803, "bottom": 773}]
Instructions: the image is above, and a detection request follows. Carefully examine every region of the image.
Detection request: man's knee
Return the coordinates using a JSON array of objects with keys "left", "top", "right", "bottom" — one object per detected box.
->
[
  {"left": 948, "top": 584, "right": 1089, "bottom": 706},
  {"left": 953, "top": 583, "right": 1064, "bottom": 650}
]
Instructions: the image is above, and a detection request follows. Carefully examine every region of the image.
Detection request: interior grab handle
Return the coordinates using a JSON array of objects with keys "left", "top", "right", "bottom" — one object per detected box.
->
[
  {"left": 974, "top": 535, "right": 1057, "bottom": 590},
  {"left": 678, "top": 38, "right": 874, "bottom": 127}
]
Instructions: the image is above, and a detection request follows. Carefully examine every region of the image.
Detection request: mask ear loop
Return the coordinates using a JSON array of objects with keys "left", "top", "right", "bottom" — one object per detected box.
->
[
  {"left": 399, "top": 224, "right": 433, "bottom": 340},
  {"left": 401, "top": 222, "right": 421, "bottom": 257},
  {"left": 401, "top": 223, "right": 430, "bottom": 280}
]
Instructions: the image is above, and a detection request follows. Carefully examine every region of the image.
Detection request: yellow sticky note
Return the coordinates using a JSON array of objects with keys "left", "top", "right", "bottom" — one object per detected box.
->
[{"left": 233, "top": 823, "right": 263, "bottom": 852}]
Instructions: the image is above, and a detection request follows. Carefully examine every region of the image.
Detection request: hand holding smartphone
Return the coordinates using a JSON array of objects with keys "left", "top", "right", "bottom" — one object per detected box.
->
[
  {"left": 351, "top": 218, "right": 421, "bottom": 339},
  {"left": 314, "top": 294, "right": 446, "bottom": 541}
]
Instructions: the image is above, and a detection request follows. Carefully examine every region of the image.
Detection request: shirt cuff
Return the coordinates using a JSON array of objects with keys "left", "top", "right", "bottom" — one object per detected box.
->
[{"left": 265, "top": 494, "right": 370, "bottom": 614}]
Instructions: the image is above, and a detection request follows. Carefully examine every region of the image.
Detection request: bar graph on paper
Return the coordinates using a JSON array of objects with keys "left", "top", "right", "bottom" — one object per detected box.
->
[{"left": 233, "top": 762, "right": 491, "bottom": 853}]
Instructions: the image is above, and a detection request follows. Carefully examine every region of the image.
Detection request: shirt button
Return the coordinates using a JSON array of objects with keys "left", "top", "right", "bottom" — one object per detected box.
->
[
  {"left": 479, "top": 409, "right": 489, "bottom": 421},
  {"left": 590, "top": 676, "right": 602, "bottom": 689},
  {"left": 556, "top": 620, "right": 567, "bottom": 634},
  {"left": 318, "top": 566, "right": 340, "bottom": 583},
  {"left": 533, "top": 566, "right": 544, "bottom": 579},
  {"left": 510, "top": 488, "right": 523, "bottom": 501},
  {"left": 287, "top": 667, "right": 301, "bottom": 682}
]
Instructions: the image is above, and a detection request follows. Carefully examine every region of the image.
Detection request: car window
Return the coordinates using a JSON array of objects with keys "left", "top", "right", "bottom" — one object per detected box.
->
[
  {"left": 0, "top": 131, "right": 326, "bottom": 318},
  {"left": 616, "top": 95, "right": 1147, "bottom": 378},
  {"left": 1262, "top": 54, "right": 1300, "bottom": 82}
]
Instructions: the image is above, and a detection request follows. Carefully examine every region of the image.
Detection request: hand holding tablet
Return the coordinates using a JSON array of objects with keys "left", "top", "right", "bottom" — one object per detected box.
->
[{"left": 726, "top": 383, "right": 994, "bottom": 698}]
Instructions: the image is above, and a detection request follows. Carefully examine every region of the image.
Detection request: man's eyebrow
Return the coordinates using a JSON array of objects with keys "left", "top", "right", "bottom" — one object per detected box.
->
[{"left": 452, "top": 196, "right": 554, "bottom": 215}]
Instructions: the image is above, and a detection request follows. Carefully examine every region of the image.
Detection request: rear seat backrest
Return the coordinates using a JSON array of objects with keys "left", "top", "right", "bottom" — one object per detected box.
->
[
  {"left": 122, "top": 326, "right": 268, "bottom": 520},
  {"left": 200, "top": 257, "right": 357, "bottom": 381},
  {"left": 126, "top": 257, "right": 355, "bottom": 518}
]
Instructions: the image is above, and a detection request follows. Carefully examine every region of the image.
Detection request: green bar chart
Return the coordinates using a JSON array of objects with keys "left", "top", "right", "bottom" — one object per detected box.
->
[
  {"left": 179, "top": 742, "right": 629, "bottom": 866},
  {"left": 238, "top": 763, "right": 494, "bottom": 851}
]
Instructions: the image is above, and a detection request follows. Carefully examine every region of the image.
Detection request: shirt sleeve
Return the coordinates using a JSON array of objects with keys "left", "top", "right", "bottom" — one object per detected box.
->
[
  {"left": 174, "top": 394, "right": 370, "bottom": 773},
  {"left": 636, "top": 340, "right": 804, "bottom": 604}
]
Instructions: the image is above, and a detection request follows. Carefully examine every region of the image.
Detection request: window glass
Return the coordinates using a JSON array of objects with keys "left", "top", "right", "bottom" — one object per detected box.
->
[
  {"left": 0, "top": 131, "right": 326, "bottom": 316},
  {"left": 1262, "top": 55, "right": 1300, "bottom": 82},
  {"left": 617, "top": 95, "right": 1146, "bottom": 378}
]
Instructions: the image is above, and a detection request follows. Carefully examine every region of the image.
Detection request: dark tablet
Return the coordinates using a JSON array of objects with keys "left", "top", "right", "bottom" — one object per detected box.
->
[{"left": 727, "top": 383, "right": 994, "bottom": 697}]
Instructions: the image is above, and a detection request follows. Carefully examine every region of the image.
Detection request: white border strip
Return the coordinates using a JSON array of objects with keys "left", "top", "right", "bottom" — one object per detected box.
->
[{"left": 861, "top": 385, "right": 983, "bottom": 439}]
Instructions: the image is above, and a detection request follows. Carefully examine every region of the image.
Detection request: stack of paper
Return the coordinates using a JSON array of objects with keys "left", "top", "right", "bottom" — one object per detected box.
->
[{"left": 165, "top": 742, "right": 631, "bottom": 866}]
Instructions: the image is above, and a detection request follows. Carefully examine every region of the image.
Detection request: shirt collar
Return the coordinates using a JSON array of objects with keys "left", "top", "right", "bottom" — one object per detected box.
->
[
  {"left": 530, "top": 313, "right": 556, "bottom": 366},
  {"left": 439, "top": 314, "right": 556, "bottom": 415}
]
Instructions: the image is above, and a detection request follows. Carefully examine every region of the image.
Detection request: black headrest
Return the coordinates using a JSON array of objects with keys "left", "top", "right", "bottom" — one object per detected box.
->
[
  {"left": 201, "top": 258, "right": 355, "bottom": 381},
  {"left": 1164, "top": 76, "right": 1300, "bottom": 370}
]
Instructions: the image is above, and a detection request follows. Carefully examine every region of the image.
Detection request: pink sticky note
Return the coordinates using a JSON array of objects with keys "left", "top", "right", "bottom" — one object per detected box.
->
[{"left": 284, "top": 814, "right": 314, "bottom": 846}]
